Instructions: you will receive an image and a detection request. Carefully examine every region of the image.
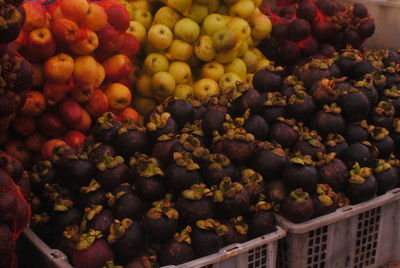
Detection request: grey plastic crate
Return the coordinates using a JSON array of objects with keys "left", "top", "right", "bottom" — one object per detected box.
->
[
  {"left": 23, "top": 225, "right": 286, "bottom": 268},
  {"left": 276, "top": 188, "right": 400, "bottom": 268}
]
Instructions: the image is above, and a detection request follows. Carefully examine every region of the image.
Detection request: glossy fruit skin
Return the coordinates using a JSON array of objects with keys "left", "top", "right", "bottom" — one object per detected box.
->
[
  {"left": 311, "top": 194, "right": 337, "bottom": 217},
  {"left": 191, "top": 227, "right": 223, "bottom": 258},
  {"left": 269, "top": 121, "right": 299, "bottom": 149},
  {"left": 72, "top": 239, "right": 114, "bottom": 268},
  {"left": 371, "top": 136, "right": 396, "bottom": 159},
  {"left": 345, "top": 175, "right": 378, "bottom": 204},
  {"left": 375, "top": 167, "right": 398, "bottom": 195},
  {"left": 77, "top": 189, "right": 106, "bottom": 209},
  {"left": 112, "top": 222, "right": 145, "bottom": 264},
  {"left": 86, "top": 209, "right": 114, "bottom": 235},
  {"left": 134, "top": 175, "right": 166, "bottom": 202},
  {"left": 283, "top": 164, "right": 320, "bottom": 193},
  {"left": 247, "top": 210, "right": 277, "bottom": 239},
  {"left": 97, "top": 163, "right": 129, "bottom": 191},
  {"left": 222, "top": 221, "right": 247, "bottom": 246},
  {"left": 250, "top": 149, "right": 287, "bottom": 181},
  {"left": 318, "top": 158, "right": 349, "bottom": 192},
  {"left": 281, "top": 196, "right": 314, "bottom": 223},
  {"left": 252, "top": 69, "right": 282, "bottom": 93},
  {"left": 310, "top": 111, "right": 345, "bottom": 138},
  {"left": 176, "top": 196, "right": 215, "bottom": 224},
  {"left": 112, "top": 192, "right": 143, "bottom": 220},
  {"left": 243, "top": 115, "right": 269, "bottom": 141},
  {"left": 159, "top": 240, "right": 194, "bottom": 266},
  {"left": 144, "top": 215, "right": 178, "bottom": 243},
  {"left": 61, "top": 159, "right": 95, "bottom": 188},
  {"left": 231, "top": 88, "right": 263, "bottom": 116},
  {"left": 166, "top": 100, "right": 195, "bottom": 129},
  {"left": 201, "top": 110, "right": 226, "bottom": 138},
  {"left": 164, "top": 164, "right": 202, "bottom": 195},
  {"left": 341, "top": 143, "right": 376, "bottom": 168},
  {"left": 217, "top": 189, "right": 251, "bottom": 218},
  {"left": 339, "top": 92, "right": 370, "bottom": 122},
  {"left": 343, "top": 123, "right": 368, "bottom": 144},
  {"left": 292, "top": 141, "right": 327, "bottom": 160},
  {"left": 114, "top": 129, "right": 149, "bottom": 158}
]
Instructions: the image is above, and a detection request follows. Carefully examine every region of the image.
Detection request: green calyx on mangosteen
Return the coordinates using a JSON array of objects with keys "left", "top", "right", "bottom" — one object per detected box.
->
[
  {"left": 373, "top": 159, "right": 398, "bottom": 195},
  {"left": 247, "top": 200, "right": 276, "bottom": 238},
  {"left": 346, "top": 162, "right": 378, "bottom": 204},
  {"left": 281, "top": 188, "right": 314, "bottom": 223},
  {"left": 130, "top": 153, "right": 164, "bottom": 178},
  {"left": 312, "top": 184, "right": 338, "bottom": 217},
  {"left": 159, "top": 226, "right": 193, "bottom": 266},
  {"left": 283, "top": 153, "right": 319, "bottom": 193}
]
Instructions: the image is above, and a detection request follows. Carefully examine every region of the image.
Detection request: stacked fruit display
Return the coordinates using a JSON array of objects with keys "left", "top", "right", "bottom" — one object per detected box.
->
[
  {"left": 118, "top": 0, "right": 273, "bottom": 114},
  {"left": 2, "top": 0, "right": 141, "bottom": 167},
  {"left": 259, "top": 0, "right": 376, "bottom": 62}
]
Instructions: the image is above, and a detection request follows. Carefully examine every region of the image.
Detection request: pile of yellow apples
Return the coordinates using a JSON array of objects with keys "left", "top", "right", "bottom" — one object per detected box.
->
[{"left": 121, "top": 0, "right": 272, "bottom": 115}]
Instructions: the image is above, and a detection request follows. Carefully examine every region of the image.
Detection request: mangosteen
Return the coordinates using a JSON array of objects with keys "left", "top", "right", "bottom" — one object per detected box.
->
[
  {"left": 181, "top": 122, "right": 207, "bottom": 147},
  {"left": 87, "top": 143, "right": 116, "bottom": 165},
  {"left": 354, "top": 76, "right": 379, "bottom": 106},
  {"left": 310, "top": 104, "right": 345, "bottom": 138},
  {"left": 0, "top": 190, "right": 17, "bottom": 229},
  {"left": 265, "top": 180, "right": 288, "bottom": 203},
  {"left": 164, "top": 152, "right": 202, "bottom": 195},
  {"left": 58, "top": 225, "right": 79, "bottom": 260},
  {"left": 206, "top": 94, "right": 233, "bottom": 114},
  {"left": 343, "top": 29, "right": 362, "bottom": 49},
  {"left": 319, "top": 43, "right": 336, "bottom": 58},
  {"left": 73, "top": 231, "right": 114, "bottom": 268},
  {"left": 201, "top": 109, "right": 227, "bottom": 138},
  {"left": 316, "top": 0, "right": 335, "bottom": 16},
  {"left": 114, "top": 125, "right": 149, "bottom": 158},
  {"left": 351, "top": 3, "right": 368, "bottom": 18},
  {"left": 176, "top": 184, "right": 215, "bottom": 224},
  {"left": 279, "top": 40, "right": 302, "bottom": 61},
  {"left": 296, "top": 0, "right": 317, "bottom": 22},
  {"left": 221, "top": 217, "right": 248, "bottom": 246},
  {"left": 212, "top": 127, "right": 256, "bottom": 164},
  {"left": 287, "top": 19, "right": 311, "bottom": 42},
  {"left": 191, "top": 99, "right": 207, "bottom": 121},
  {"left": 259, "top": 92, "right": 287, "bottom": 124},
  {"left": 300, "top": 37, "right": 319, "bottom": 57},
  {"left": 283, "top": 153, "right": 319, "bottom": 193},
  {"left": 77, "top": 180, "right": 107, "bottom": 208},
  {"left": 287, "top": 89, "right": 316, "bottom": 122},
  {"left": 92, "top": 113, "right": 123, "bottom": 145},
  {"left": 343, "top": 120, "right": 369, "bottom": 144},
  {"left": 382, "top": 65, "right": 400, "bottom": 88},
  {"left": 166, "top": 99, "right": 195, "bottom": 128},
  {"left": 107, "top": 219, "right": 145, "bottom": 263},
  {"left": 51, "top": 145, "right": 77, "bottom": 170},
  {"left": 374, "top": 159, "right": 398, "bottom": 195},
  {"left": 146, "top": 112, "right": 178, "bottom": 141},
  {"left": 96, "top": 155, "right": 129, "bottom": 191},
  {"left": 269, "top": 117, "right": 300, "bottom": 149},
  {"left": 152, "top": 134, "right": 179, "bottom": 166},
  {"left": 382, "top": 50, "right": 400, "bottom": 67},
  {"left": 281, "top": 75, "right": 305, "bottom": 97},
  {"left": 293, "top": 129, "right": 326, "bottom": 160},
  {"left": 243, "top": 114, "right": 269, "bottom": 141},
  {"left": 369, "top": 101, "right": 395, "bottom": 130},
  {"left": 51, "top": 205, "right": 83, "bottom": 237},
  {"left": 310, "top": 78, "right": 343, "bottom": 105},
  {"left": 169, "top": 134, "right": 203, "bottom": 162},
  {"left": 81, "top": 206, "right": 114, "bottom": 236},
  {"left": 357, "top": 19, "right": 375, "bottom": 39},
  {"left": 230, "top": 82, "right": 263, "bottom": 116},
  {"left": 271, "top": 22, "right": 288, "bottom": 41},
  {"left": 341, "top": 141, "right": 378, "bottom": 168},
  {"left": 191, "top": 146, "right": 211, "bottom": 170},
  {"left": 354, "top": 60, "right": 377, "bottom": 79},
  {"left": 213, "top": 177, "right": 251, "bottom": 218},
  {"left": 281, "top": 189, "right": 314, "bottom": 223},
  {"left": 191, "top": 219, "right": 228, "bottom": 257},
  {"left": 390, "top": 118, "right": 400, "bottom": 150},
  {"left": 30, "top": 160, "right": 57, "bottom": 188},
  {"left": 240, "top": 169, "right": 266, "bottom": 204},
  {"left": 159, "top": 227, "right": 194, "bottom": 266},
  {"left": 247, "top": 201, "right": 277, "bottom": 239},
  {"left": 336, "top": 46, "right": 363, "bottom": 77},
  {"left": 0, "top": 152, "right": 23, "bottom": 181},
  {"left": 250, "top": 141, "right": 287, "bottom": 181},
  {"left": 144, "top": 196, "right": 179, "bottom": 243},
  {"left": 61, "top": 153, "right": 96, "bottom": 189},
  {"left": 311, "top": 184, "right": 338, "bottom": 217},
  {"left": 125, "top": 255, "right": 159, "bottom": 268},
  {"left": 339, "top": 87, "right": 370, "bottom": 122},
  {"left": 129, "top": 154, "right": 165, "bottom": 202},
  {"left": 293, "top": 58, "right": 337, "bottom": 89},
  {"left": 369, "top": 127, "right": 396, "bottom": 158},
  {"left": 345, "top": 163, "right": 378, "bottom": 204},
  {"left": 252, "top": 65, "right": 284, "bottom": 92},
  {"left": 202, "top": 153, "right": 238, "bottom": 187},
  {"left": 316, "top": 153, "right": 348, "bottom": 192},
  {"left": 381, "top": 86, "right": 400, "bottom": 117},
  {"left": 110, "top": 190, "right": 143, "bottom": 220}
]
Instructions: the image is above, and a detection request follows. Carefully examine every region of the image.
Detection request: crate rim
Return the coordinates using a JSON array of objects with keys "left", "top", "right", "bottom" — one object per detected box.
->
[{"left": 276, "top": 188, "right": 400, "bottom": 234}]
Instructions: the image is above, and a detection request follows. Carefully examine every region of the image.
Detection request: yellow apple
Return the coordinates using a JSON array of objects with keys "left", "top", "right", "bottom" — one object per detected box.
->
[
  {"left": 212, "top": 28, "right": 238, "bottom": 52},
  {"left": 227, "top": 17, "right": 251, "bottom": 41},
  {"left": 132, "top": 94, "right": 158, "bottom": 115},
  {"left": 245, "top": 73, "right": 254, "bottom": 85},
  {"left": 82, "top": 3, "right": 108, "bottom": 32},
  {"left": 241, "top": 49, "right": 259, "bottom": 73},
  {"left": 237, "top": 40, "right": 248, "bottom": 57},
  {"left": 257, "top": 59, "right": 271, "bottom": 71},
  {"left": 147, "top": 24, "right": 173, "bottom": 50},
  {"left": 129, "top": 0, "right": 152, "bottom": 11},
  {"left": 219, "top": 72, "right": 242, "bottom": 93},
  {"left": 202, "top": 13, "right": 227, "bottom": 36},
  {"left": 153, "top": 6, "right": 181, "bottom": 30},
  {"left": 43, "top": 53, "right": 74, "bottom": 83},
  {"left": 229, "top": 0, "right": 255, "bottom": 20},
  {"left": 161, "top": 0, "right": 192, "bottom": 16},
  {"left": 126, "top": 21, "right": 147, "bottom": 43},
  {"left": 188, "top": 2, "right": 208, "bottom": 24},
  {"left": 193, "top": 78, "right": 220, "bottom": 101},
  {"left": 132, "top": 9, "right": 153, "bottom": 30},
  {"left": 168, "top": 61, "right": 192, "bottom": 84},
  {"left": 250, "top": 14, "right": 272, "bottom": 40},
  {"left": 135, "top": 73, "right": 154, "bottom": 97},
  {"left": 174, "top": 84, "right": 193, "bottom": 99},
  {"left": 166, "top": 39, "right": 193, "bottom": 61},
  {"left": 151, "top": 72, "right": 176, "bottom": 98},
  {"left": 174, "top": 18, "right": 200, "bottom": 44},
  {"left": 207, "top": 0, "right": 220, "bottom": 13},
  {"left": 194, "top": 35, "right": 216, "bottom": 61},
  {"left": 200, "top": 61, "right": 224, "bottom": 81},
  {"left": 144, "top": 53, "right": 169, "bottom": 76},
  {"left": 224, "top": 58, "right": 247, "bottom": 80},
  {"left": 215, "top": 48, "right": 239, "bottom": 64},
  {"left": 105, "top": 83, "right": 132, "bottom": 111}
]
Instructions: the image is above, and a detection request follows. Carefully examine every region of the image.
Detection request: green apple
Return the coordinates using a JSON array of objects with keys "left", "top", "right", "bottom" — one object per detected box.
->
[
  {"left": 162, "top": 0, "right": 193, "bottom": 16},
  {"left": 212, "top": 28, "right": 238, "bottom": 52},
  {"left": 215, "top": 47, "right": 239, "bottom": 64},
  {"left": 174, "top": 18, "right": 200, "bottom": 43},
  {"left": 131, "top": 9, "right": 153, "bottom": 30},
  {"left": 194, "top": 35, "right": 216, "bottom": 61},
  {"left": 174, "top": 84, "right": 194, "bottom": 99},
  {"left": 135, "top": 73, "right": 153, "bottom": 97},
  {"left": 168, "top": 61, "right": 192, "bottom": 84},
  {"left": 237, "top": 40, "right": 248, "bottom": 57},
  {"left": 153, "top": 6, "right": 182, "bottom": 30},
  {"left": 127, "top": 21, "right": 147, "bottom": 43},
  {"left": 144, "top": 53, "right": 169, "bottom": 76},
  {"left": 147, "top": 24, "right": 173, "bottom": 50},
  {"left": 188, "top": 2, "right": 209, "bottom": 24},
  {"left": 207, "top": 0, "right": 220, "bottom": 13},
  {"left": 202, "top": 13, "right": 227, "bottom": 36},
  {"left": 241, "top": 49, "right": 259, "bottom": 73},
  {"left": 245, "top": 73, "right": 254, "bottom": 85},
  {"left": 200, "top": 61, "right": 225, "bottom": 81},
  {"left": 227, "top": 17, "right": 251, "bottom": 41},
  {"left": 224, "top": 58, "right": 247, "bottom": 80},
  {"left": 219, "top": 72, "right": 242, "bottom": 93},
  {"left": 166, "top": 39, "right": 193, "bottom": 61},
  {"left": 229, "top": 0, "right": 255, "bottom": 20},
  {"left": 151, "top": 71, "right": 176, "bottom": 98},
  {"left": 250, "top": 14, "right": 272, "bottom": 40},
  {"left": 193, "top": 78, "right": 220, "bottom": 101}
]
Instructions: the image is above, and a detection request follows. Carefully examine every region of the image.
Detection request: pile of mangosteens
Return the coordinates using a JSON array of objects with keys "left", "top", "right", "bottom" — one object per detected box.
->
[
  {"left": 28, "top": 45, "right": 400, "bottom": 267},
  {"left": 260, "top": 0, "right": 376, "bottom": 63}
]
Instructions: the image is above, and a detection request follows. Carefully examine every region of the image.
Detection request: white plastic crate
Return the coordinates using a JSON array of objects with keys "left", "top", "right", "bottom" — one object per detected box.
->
[
  {"left": 276, "top": 188, "right": 400, "bottom": 268},
  {"left": 22, "top": 225, "right": 286, "bottom": 268}
]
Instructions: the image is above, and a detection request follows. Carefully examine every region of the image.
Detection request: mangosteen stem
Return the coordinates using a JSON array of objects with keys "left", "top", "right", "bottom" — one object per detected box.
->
[
  {"left": 107, "top": 219, "right": 133, "bottom": 244},
  {"left": 174, "top": 226, "right": 192, "bottom": 244},
  {"left": 76, "top": 229, "right": 103, "bottom": 250}
]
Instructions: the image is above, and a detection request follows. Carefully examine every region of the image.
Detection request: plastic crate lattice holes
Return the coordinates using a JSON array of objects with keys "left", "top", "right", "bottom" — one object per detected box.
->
[{"left": 248, "top": 244, "right": 270, "bottom": 268}]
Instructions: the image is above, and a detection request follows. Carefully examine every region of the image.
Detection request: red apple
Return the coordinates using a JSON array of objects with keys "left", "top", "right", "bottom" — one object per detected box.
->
[
  {"left": 118, "top": 33, "right": 140, "bottom": 58},
  {"left": 106, "top": 4, "right": 130, "bottom": 32},
  {"left": 5, "top": 139, "right": 32, "bottom": 168},
  {"left": 57, "top": 97, "right": 83, "bottom": 126},
  {"left": 50, "top": 18, "right": 79, "bottom": 44},
  {"left": 12, "top": 116, "right": 36, "bottom": 136},
  {"left": 22, "top": 1, "right": 48, "bottom": 32},
  {"left": 41, "top": 139, "right": 67, "bottom": 160},
  {"left": 69, "top": 28, "right": 99, "bottom": 56},
  {"left": 26, "top": 27, "right": 56, "bottom": 62},
  {"left": 0, "top": 116, "right": 11, "bottom": 133},
  {"left": 37, "top": 111, "right": 66, "bottom": 137},
  {"left": 84, "top": 89, "right": 109, "bottom": 118},
  {"left": 63, "top": 130, "right": 87, "bottom": 151},
  {"left": 43, "top": 81, "right": 72, "bottom": 106},
  {"left": 102, "top": 54, "right": 133, "bottom": 81},
  {"left": 25, "top": 132, "right": 47, "bottom": 152},
  {"left": 96, "top": 26, "right": 124, "bottom": 53},
  {"left": 72, "top": 109, "right": 92, "bottom": 134}
]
